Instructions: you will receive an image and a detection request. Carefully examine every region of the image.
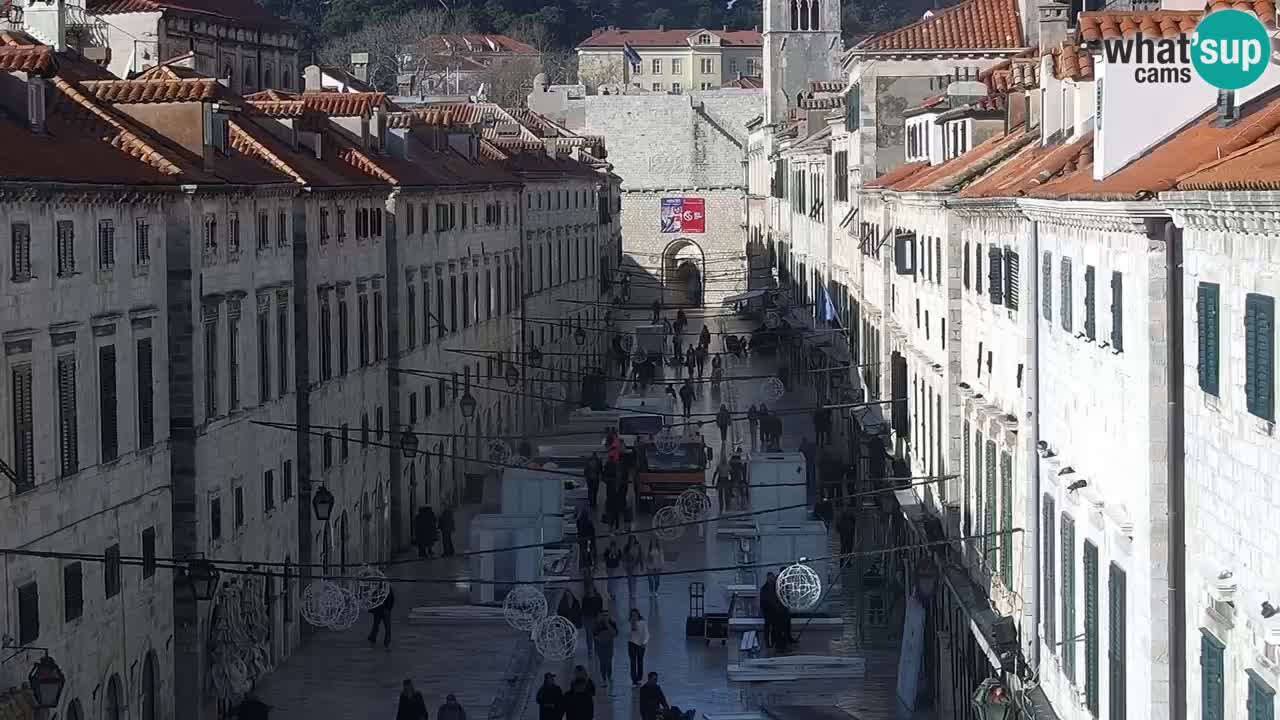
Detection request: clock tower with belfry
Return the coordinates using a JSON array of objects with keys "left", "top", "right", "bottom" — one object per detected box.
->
[{"left": 762, "top": 0, "right": 844, "bottom": 124}]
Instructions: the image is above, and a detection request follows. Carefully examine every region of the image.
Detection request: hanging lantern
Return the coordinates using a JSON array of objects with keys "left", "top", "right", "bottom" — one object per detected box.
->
[
  {"left": 27, "top": 656, "right": 66, "bottom": 709},
  {"left": 185, "top": 558, "right": 220, "bottom": 601},
  {"left": 505, "top": 364, "right": 521, "bottom": 388},
  {"left": 528, "top": 347, "right": 544, "bottom": 367},
  {"left": 970, "top": 678, "right": 1015, "bottom": 720},
  {"left": 400, "top": 426, "right": 419, "bottom": 459},
  {"left": 460, "top": 391, "right": 478, "bottom": 419},
  {"left": 311, "top": 485, "right": 335, "bottom": 522},
  {"left": 574, "top": 327, "right": 587, "bottom": 346}
]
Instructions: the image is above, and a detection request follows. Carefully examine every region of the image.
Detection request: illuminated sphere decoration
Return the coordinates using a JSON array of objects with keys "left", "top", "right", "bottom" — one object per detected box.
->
[
  {"left": 653, "top": 505, "right": 686, "bottom": 541},
  {"left": 776, "top": 562, "right": 823, "bottom": 611},
  {"left": 488, "top": 439, "right": 513, "bottom": 464},
  {"left": 765, "top": 311, "right": 781, "bottom": 329},
  {"left": 760, "top": 377, "right": 786, "bottom": 402},
  {"left": 328, "top": 586, "right": 363, "bottom": 630},
  {"left": 502, "top": 585, "right": 549, "bottom": 632},
  {"left": 301, "top": 580, "right": 345, "bottom": 628},
  {"left": 532, "top": 615, "right": 579, "bottom": 660},
  {"left": 676, "top": 488, "right": 712, "bottom": 521},
  {"left": 351, "top": 566, "right": 391, "bottom": 611}
]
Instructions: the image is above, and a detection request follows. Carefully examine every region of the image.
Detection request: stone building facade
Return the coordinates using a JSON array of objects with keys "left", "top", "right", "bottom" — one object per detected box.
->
[{"left": 576, "top": 27, "right": 763, "bottom": 94}]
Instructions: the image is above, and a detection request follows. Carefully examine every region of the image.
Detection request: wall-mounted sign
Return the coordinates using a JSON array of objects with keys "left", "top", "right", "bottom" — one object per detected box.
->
[{"left": 660, "top": 197, "right": 705, "bottom": 234}]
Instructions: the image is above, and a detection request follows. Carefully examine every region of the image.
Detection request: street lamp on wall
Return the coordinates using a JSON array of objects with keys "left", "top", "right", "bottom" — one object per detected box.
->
[
  {"left": 528, "top": 347, "right": 544, "bottom": 367},
  {"left": 459, "top": 391, "right": 478, "bottom": 419},
  {"left": 400, "top": 426, "right": 420, "bottom": 459},
  {"left": 184, "top": 558, "right": 220, "bottom": 601},
  {"left": 311, "top": 485, "right": 335, "bottom": 522},
  {"left": 970, "top": 678, "right": 1015, "bottom": 720},
  {"left": 28, "top": 656, "right": 67, "bottom": 709},
  {"left": 574, "top": 327, "right": 587, "bottom": 346},
  {"left": 505, "top": 364, "right": 521, "bottom": 388}
]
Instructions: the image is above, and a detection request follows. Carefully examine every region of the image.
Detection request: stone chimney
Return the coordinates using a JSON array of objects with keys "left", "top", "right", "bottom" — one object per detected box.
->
[
  {"left": 23, "top": 0, "right": 68, "bottom": 52},
  {"left": 1037, "top": 0, "right": 1070, "bottom": 54},
  {"left": 351, "top": 52, "right": 370, "bottom": 84},
  {"left": 304, "top": 65, "right": 323, "bottom": 92},
  {"left": 657, "top": 24, "right": 665, "bottom": 31}
]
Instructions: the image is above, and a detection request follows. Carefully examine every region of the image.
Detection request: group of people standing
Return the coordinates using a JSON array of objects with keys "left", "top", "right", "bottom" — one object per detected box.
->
[
  {"left": 745, "top": 404, "right": 784, "bottom": 451},
  {"left": 413, "top": 505, "right": 456, "bottom": 559},
  {"left": 557, "top": 584, "right": 658, "bottom": 690},
  {"left": 396, "top": 682, "right": 467, "bottom": 720},
  {"left": 538, "top": 666, "right": 684, "bottom": 720}
]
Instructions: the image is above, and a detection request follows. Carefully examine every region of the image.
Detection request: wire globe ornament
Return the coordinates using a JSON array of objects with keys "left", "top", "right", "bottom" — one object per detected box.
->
[
  {"left": 328, "top": 586, "right": 363, "bottom": 630},
  {"left": 760, "top": 377, "right": 786, "bottom": 402},
  {"left": 301, "top": 580, "right": 345, "bottom": 628},
  {"left": 620, "top": 334, "right": 635, "bottom": 352},
  {"left": 351, "top": 566, "right": 391, "bottom": 611},
  {"left": 532, "top": 615, "right": 579, "bottom": 660},
  {"left": 676, "top": 487, "right": 712, "bottom": 521},
  {"left": 776, "top": 562, "right": 824, "bottom": 611},
  {"left": 765, "top": 311, "right": 782, "bottom": 329},
  {"left": 503, "top": 584, "right": 550, "bottom": 632},
  {"left": 488, "top": 439, "right": 513, "bottom": 464},
  {"left": 654, "top": 428, "right": 680, "bottom": 455},
  {"left": 652, "top": 505, "right": 686, "bottom": 541}
]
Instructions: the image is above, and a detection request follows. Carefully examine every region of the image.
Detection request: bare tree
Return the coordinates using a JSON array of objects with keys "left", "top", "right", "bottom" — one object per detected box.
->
[
  {"left": 476, "top": 57, "right": 542, "bottom": 107},
  {"left": 540, "top": 49, "right": 579, "bottom": 85},
  {"left": 318, "top": 8, "right": 472, "bottom": 93}
]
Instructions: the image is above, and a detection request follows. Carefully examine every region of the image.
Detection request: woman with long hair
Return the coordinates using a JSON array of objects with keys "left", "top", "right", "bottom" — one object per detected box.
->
[
  {"left": 627, "top": 608, "right": 650, "bottom": 687},
  {"left": 645, "top": 538, "right": 663, "bottom": 598}
]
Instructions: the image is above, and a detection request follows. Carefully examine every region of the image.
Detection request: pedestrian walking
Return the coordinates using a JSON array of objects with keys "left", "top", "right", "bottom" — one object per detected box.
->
[
  {"left": 581, "top": 584, "right": 604, "bottom": 659},
  {"left": 664, "top": 384, "right": 679, "bottom": 414},
  {"left": 729, "top": 449, "right": 747, "bottom": 510},
  {"left": 645, "top": 538, "right": 663, "bottom": 597},
  {"left": 638, "top": 673, "right": 670, "bottom": 720},
  {"left": 814, "top": 406, "right": 832, "bottom": 447},
  {"left": 715, "top": 463, "right": 732, "bottom": 513},
  {"left": 624, "top": 536, "right": 644, "bottom": 603},
  {"left": 699, "top": 325, "right": 711, "bottom": 349},
  {"left": 438, "top": 505, "right": 456, "bottom": 556},
  {"left": 799, "top": 437, "right": 817, "bottom": 496},
  {"left": 651, "top": 300, "right": 661, "bottom": 324},
  {"left": 573, "top": 666, "right": 597, "bottom": 697},
  {"left": 760, "top": 572, "right": 782, "bottom": 651},
  {"left": 767, "top": 414, "right": 783, "bottom": 451},
  {"left": 592, "top": 610, "right": 619, "bottom": 687},
  {"left": 397, "top": 680, "right": 428, "bottom": 720},
  {"left": 603, "top": 540, "right": 623, "bottom": 601},
  {"left": 757, "top": 405, "right": 769, "bottom": 446},
  {"left": 437, "top": 694, "right": 466, "bottom": 720},
  {"left": 837, "top": 507, "right": 857, "bottom": 567},
  {"left": 695, "top": 345, "right": 708, "bottom": 378},
  {"left": 715, "top": 404, "right": 732, "bottom": 447},
  {"left": 746, "top": 405, "right": 759, "bottom": 449},
  {"left": 627, "top": 608, "right": 650, "bottom": 686},
  {"left": 563, "top": 678, "right": 594, "bottom": 720},
  {"left": 367, "top": 587, "right": 394, "bottom": 648},
  {"left": 415, "top": 506, "right": 437, "bottom": 559},
  {"left": 585, "top": 453, "right": 602, "bottom": 510},
  {"left": 678, "top": 380, "right": 696, "bottom": 418},
  {"left": 536, "top": 673, "right": 565, "bottom": 720},
  {"left": 576, "top": 508, "right": 596, "bottom": 570}
]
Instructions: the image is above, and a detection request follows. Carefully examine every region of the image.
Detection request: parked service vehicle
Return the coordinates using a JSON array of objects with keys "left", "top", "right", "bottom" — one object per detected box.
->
[{"left": 636, "top": 431, "right": 708, "bottom": 513}]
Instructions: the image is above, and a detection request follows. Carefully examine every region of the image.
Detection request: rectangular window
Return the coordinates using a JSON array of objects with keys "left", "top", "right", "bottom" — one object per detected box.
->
[
  {"left": 1197, "top": 283, "right": 1220, "bottom": 395},
  {"left": 422, "top": 278, "right": 431, "bottom": 345},
  {"left": 406, "top": 281, "right": 417, "bottom": 348},
  {"left": 18, "top": 582, "right": 38, "bottom": 643},
  {"left": 264, "top": 469, "right": 275, "bottom": 510},
  {"left": 319, "top": 291, "right": 332, "bottom": 380},
  {"left": 141, "top": 527, "right": 156, "bottom": 578},
  {"left": 11, "top": 364, "right": 34, "bottom": 488},
  {"left": 1004, "top": 249, "right": 1019, "bottom": 310},
  {"left": 988, "top": 246, "right": 1004, "bottom": 305},
  {"left": 228, "top": 304, "right": 240, "bottom": 410},
  {"left": 672, "top": 82, "right": 681, "bottom": 93},
  {"left": 984, "top": 440, "right": 997, "bottom": 565},
  {"left": 652, "top": 58, "right": 661, "bottom": 74},
  {"left": 104, "top": 544, "right": 121, "bottom": 598},
  {"left": 228, "top": 211, "right": 240, "bottom": 253},
  {"left": 277, "top": 210, "right": 288, "bottom": 246},
  {"left": 373, "top": 289, "right": 385, "bottom": 361},
  {"left": 10, "top": 222, "right": 31, "bottom": 280},
  {"left": 1110, "top": 271, "right": 1124, "bottom": 351},
  {"left": 449, "top": 276, "right": 458, "bottom": 331},
  {"left": 1109, "top": 563, "right": 1127, "bottom": 720},
  {"left": 277, "top": 295, "right": 288, "bottom": 393},
  {"left": 1062, "top": 514, "right": 1077, "bottom": 682},
  {"left": 337, "top": 207, "right": 347, "bottom": 241},
  {"left": 406, "top": 202, "right": 415, "bottom": 234},
  {"left": 133, "top": 339, "right": 154, "bottom": 449},
  {"left": 56, "top": 219, "right": 75, "bottom": 276},
  {"left": 341, "top": 424, "right": 350, "bottom": 461},
  {"left": 257, "top": 305, "right": 270, "bottom": 401},
  {"left": 320, "top": 207, "right": 330, "bottom": 244},
  {"left": 362, "top": 412, "right": 371, "bottom": 446},
  {"left": 203, "top": 213, "right": 218, "bottom": 253},
  {"left": 134, "top": 218, "right": 150, "bottom": 266},
  {"left": 1245, "top": 293, "right": 1275, "bottom": 422},
  {"left": 1043, "top": 495, "right": 1057, "bottom": 653},
  {"left": 98, "top": 345, "right": 118, "bottom": 462},
  {"left": 210, "top": 496, "right": 222, "bottom": 540},
  {"left": 1061, "top": 258, "right": 1074, "bottom": 333},
  {"left": 63, "top": 563, "right": 83, "bottom": 622},
  {"left": 204, "top": 311, "right": 218, "bottom": 416},
  {"left": 1084, "top": 541, "right": 1100, "bottom": 715},
  {"left": 338, "top": 290, "right": 349, "bottom": 374},
  {"left": 358, "top": 289, "right": 370, "bottom": 366},
  {"left": 436, "top": 278, "right": 446, "bottom": 336},
  {"left": 97, "top": 219, "right": 115, "bottom": 270},
  {"left": 233, "top": 486, "right": 244, "bottom": 527},
  {"left": 257, "top": 211, "right": 269, "bottom": 250},
  {"left": 672, "top": 58, "right": 682, "bottom": 73},
  {"left": 283, "top": 460, "right": 293, "bottom": 499},
  {"left": 1201, "top": 630, "right": 1225, "bottom": 720},
  {"left": 57, "top": 353, "right": 78, "bottom": 476},
  {"left": 1085, "top": 265, "right": 1097, "bottom": 340},
  {"left": 975, "top": 242, "right": 983, "bottom": 294},
  {"left": 1000, "top": 450, "right": 1014, "bottom": 589}
]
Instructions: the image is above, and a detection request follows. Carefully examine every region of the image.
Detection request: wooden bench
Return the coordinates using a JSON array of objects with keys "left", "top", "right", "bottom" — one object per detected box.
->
[{"left": 739, "top": 630, "right": 761, "bottom": 658}]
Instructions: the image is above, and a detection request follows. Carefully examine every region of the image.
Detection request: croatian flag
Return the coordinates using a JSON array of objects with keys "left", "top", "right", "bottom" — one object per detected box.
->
[{"left": 623, "top": 43, "right": 643, "bottom": 67}]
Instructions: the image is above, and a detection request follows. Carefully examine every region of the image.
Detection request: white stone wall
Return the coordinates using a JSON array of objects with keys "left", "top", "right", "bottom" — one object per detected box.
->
[
  {"left": 618, "top": 189, "right": 746, "bottom": 306},
  {"left": 0, "top": 193, "right": 175, "bottom": 719},
  {"left": 1175, "top": 214, "right": 1280, "bottom": 720}
]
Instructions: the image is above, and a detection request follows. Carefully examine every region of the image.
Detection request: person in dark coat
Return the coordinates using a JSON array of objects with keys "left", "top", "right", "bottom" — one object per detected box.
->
[
  {"left": 760, "top": 572, "right": 780, "bottom": 650},
  {"left": 581, "top": 585, "right": 604, "bottom": 660},
  {"left": 695, "top": 345, "right": 708, "bottom": 379},
  {"left": 699, "top": 325, "right": 711, "bottom": 349},
  {"left": 563, "top": 678, "right": 595, "bottom": 720},
  {"left": 572, "top": 666, "right": 597, "bottom": 697},
  {"left": 638, "top": 673, "right": 670, "bottom": 720},
  {"left": 799, "top": 437, "right": 817, "bottom": 496},
  {"left": 814, "top": 406, "right": 832, "bottom": 447},
  {"left": 368, "top": 587, "right": 395, "bottom": 647},
  {"left": 678, "top": 380, "right": 696, "bottom": 419},
  {"left": 536, "top": 673, "right": 565, "bottom": 720},
  {"left": 756, "top": 406, "right": 770, "bottom": 446},
  {"left": 585, "top": 453, "right": 602, "bottom": 509},
  {"left": 396, "top": 680, "right": 428, "bottom": 720},
  {"left": 415, "top": 507, "right": 437, "bottom": 559},
  {"left": 837, "top": 507, "right": 857, "bottom": 568},
  {"left": 438, "top": 506, "right": 456, "bottom": 556},
  {"left": 576, "top": 508, "right": 596, "bottom": 570},
  {"left": 746, "top": 405, "right": 759, "bottom": 449},
  {"left": 651, "top": 300, "right": 661, "bottom": 324},
  {"left": 437, "top": 694, "right": 466, "bottom": 720},
  {"left": 715, "top": 404, "right": 732, "bottom": 446},
  {"left": 684, "top": 345, "right": 697, "bottom": 379}
]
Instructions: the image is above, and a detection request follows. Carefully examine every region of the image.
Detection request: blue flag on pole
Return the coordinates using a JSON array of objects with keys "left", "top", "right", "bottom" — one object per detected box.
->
[{"left": 819, "top": 286, "right": 838, "bottom": 324}]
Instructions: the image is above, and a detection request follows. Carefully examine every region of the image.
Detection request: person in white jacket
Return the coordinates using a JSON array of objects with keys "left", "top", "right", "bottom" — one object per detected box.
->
[{"left": 627, "top": 608, "right": 650, "bottom": 687}]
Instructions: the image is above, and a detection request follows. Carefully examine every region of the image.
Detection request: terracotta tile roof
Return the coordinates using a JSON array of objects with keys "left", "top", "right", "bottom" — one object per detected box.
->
[
  {"left": 1045, "top": 40, "right": 1094, "bottom": 81},
  {"left": 723, "top": 75, "right": 763, "bottom": 89},
  {"left": 50, "top": 77, "right": 184, "bottom": 176},
  {"left": 1173, "top": 133, "right": 1280, "bottom": 190},
  {"left": 901, "top": 128, "right": 1035, "bottom": 191},
  {"left": 133, "top": 55, "right": 205, "bottom": 81},
  {"left": 228, "top": 121, "right": 306, "bottom": 184},
  {"left": 0, "top": 31, "right": 55, "bottom": 72},
  {"left": 1207, "top": 0, "right": 1276, "bottom": 19},
  {"left": 1028, "top": 86, "right": 1280, "bottom": 199},
  {"left": 303, "top": 91, "right": 387, "bottom": 117},
  {"left": 1010, "top": 57, "right": 1041, "bottom": 87},
  {"left": 798, "top": 95, "right": 845, "bottom": 110},
  {"left": 480, "top": 139, "right": 509, "bottom": 161},
  {"left": 864, "top": 161, "right": 930, "bottom": 188},
  {"left": 247, "top": 99, "right": 305, "bottom": 118},
  {"left": 958, "top": 132, "right": 1093, "bottom": 197},
  {"left": 87, "top": 0, "right": 288, "bottom": 30},
  {"left": 80, "top": 78, "right": 222, "bottom": 103},
  {"left": 576, "top": 27, "right": 763, "bottom": 48},
  {"left": 808, "top": 80, "right": 845, "bottom": 93},
  {"left": 855, "top": 0, "right": 1024, "bottom": 52},
  {"left": 1077, "top": 10, "right": 1201, "bottom": 40}
]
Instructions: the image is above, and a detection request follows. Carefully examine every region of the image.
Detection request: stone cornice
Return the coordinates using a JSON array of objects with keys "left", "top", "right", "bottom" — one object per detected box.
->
[
  {"left": 1016, "top": 198, "right": 1167, "bottom": 234},
  {"left": 945, "top": 197, "right": 1023, "bottom": 219},
  {"left": 0, "top": 185, "right": 172, "bottom": 205},
  {"left": 1160, "top": 191, "right": 1280, "bottom": 233}
]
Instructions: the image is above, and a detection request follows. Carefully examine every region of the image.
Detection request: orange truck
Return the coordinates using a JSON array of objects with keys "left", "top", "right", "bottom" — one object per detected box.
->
[{"left": 635, "top": 432, "right": 709, "bottom": 514}]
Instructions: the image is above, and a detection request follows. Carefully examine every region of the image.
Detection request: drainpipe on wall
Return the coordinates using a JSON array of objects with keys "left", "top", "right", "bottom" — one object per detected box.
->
[
  {"left": 1166, "top": 220, "right": 1188, "bottom": 720},
  {"left": 518, "top": 185, "right": 529, "bottom": 428},
  {"left": 1025, "top": 219, "right": 1042, "bottom": 672}
]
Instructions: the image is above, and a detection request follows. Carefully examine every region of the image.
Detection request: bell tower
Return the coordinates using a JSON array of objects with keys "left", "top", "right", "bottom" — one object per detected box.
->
[{"left": 762, "top": 0, "right": 843, "bottom": 124}]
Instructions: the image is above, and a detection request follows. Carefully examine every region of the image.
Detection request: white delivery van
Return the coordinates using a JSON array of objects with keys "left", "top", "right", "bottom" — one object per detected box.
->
[{"left": 747, "top": 452, "right": 809, "bottom": 523}]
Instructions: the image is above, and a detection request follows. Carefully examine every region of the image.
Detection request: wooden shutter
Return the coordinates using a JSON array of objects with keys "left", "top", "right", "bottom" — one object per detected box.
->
[
  {"left": 1247, "top": 674, "right": 1276, "bottom": 720},
  {"left": 964, "top": 242, "right": 971, "bottom": 288},
  {"left": 57, "top": 353, "right": 78, "bottom": 476},
  {"left": 17, "top": 582, "right": 38, "bottom": 644},
  {"left": 935, "top": 237, "right": 942, "bottom": 284},
  {"left": 1085, "top": 266, "right": 1097, "bottom": 340},
  {"left": 894, "top": 233, "right": 915, "bottom": 276},
  {"left": 1061, "top": 258, "right": 1073, "bottom": 332},
  {"left": 63, "top": 563, "right": 83, "bottom": 621},
  {"left": 1109, "top": 563, "right": 1127, "bottom": 720},
  {"left": 1000, "top": 451, "right": 1014, "bottom": 588},
  {"left": 984, "top": 440, "right": 997, "bottom": 565},
  {"left": 962, "top": 422, "right": 971, "bottom": 535},
  {"left": 99, "top": 345, "right": 118, "bottom": 462},
  {"left": 1084, "top": 541, "right": 1100, "bottom": 714},
  {"left": 1043, "top": 496, "right": 1057, "bottom": 653},
  {"left": 973, "top": 431, "right": 983, "bottom": 539},
  {"left": 1111, "top": 272, "right": 1124, "bottom": 351},
  {"left": 1062, "top": 514, "right": 1077, "bottom": 681},
  {"left": 988, "top": 246, "right": 1004, "bottom": 305},
  {"left": 1201, "top": 631, "right": 1225, "bottom": 720},
  {"left": 11, "top": 364, "right": 34, "bottom": 487},
  {"left": 1197, "top": 283, "right": 1220, "bottom": 396},
  {"left": 1245, "top": 293, "right": 1275, "bottom": 422},
  {"left": 1005, "top": 249, "right": 1020, "bottom": 310},
  {"left": 975, "top": 243, "right": 984, "bottom": 294},
  {"left": 136, "top": 338, "right": 154, "bottom": 447},
  {"left": 1042, "top": 252, "right": 1053, "bottom": 322}
]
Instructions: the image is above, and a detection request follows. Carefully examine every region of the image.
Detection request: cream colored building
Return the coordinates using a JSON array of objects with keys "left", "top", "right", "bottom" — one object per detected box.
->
[{"left": 576, "top": 26, "right": 762, "bottom": 93}]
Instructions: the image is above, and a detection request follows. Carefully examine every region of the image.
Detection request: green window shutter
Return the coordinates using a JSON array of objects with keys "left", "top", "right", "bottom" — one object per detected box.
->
[
  {"left": 1085, "top": 265, "right": 1097, "bottom": 341},
  {"left": 984, "top": 440, "right": 997, "bottom": 566},
  {"left": 974, "top": 432, "right": 984, "bottom": 543},
  {"left": 1245, "top": 293, "right": 1275, "bottom": 422},
  {"left": 1061, "top": 258, "right": 1073, "bottom": 333},
  {"left": 1042, "top": 251, "right": 1053, "bottom": 323},
  {"left": 1108, "top": 564, "right": 1127, "bottom": 720},
  {"left": 1043, "top": 496, "right": 1057, "bottom": 653},
  {"left": 1084, "top": 541, "right": 1100, "bottom": 716},
  {"left": 1201, "top": 630, "right": 1225, "bottom": 720},
  {"left": 1247, "top": 672, "right": 1276, "bottom": 720},
  {"left": 976, "top": 243, "right": 984, "bottom": 294},
  {"left": 1005, "top": 249, "right": 1020, "bottom": 311},
  {"left": 999, "top": 450, "right": 1014, "bottom": 589},
  {"left": 1197, "top": 283, "right": 1221, "bottom": 396},
  {"left": 963, "top": 422, "right": 972, "bottom": 536},
  {"left": 1110, "top": 271, "right": 1124, "bottom": 351},
  {"left": 1062, "top": 514, "right": 1077, "bottom": 682},
  {"left": 989, "top": 246, "right": 1004, "bottom": 305},
  {"left": 845, "top": 84, "right": 860, "bottom": 131}
]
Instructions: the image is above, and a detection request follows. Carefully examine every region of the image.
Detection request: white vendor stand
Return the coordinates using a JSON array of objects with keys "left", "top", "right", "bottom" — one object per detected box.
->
[
  {"left": 756, "top": 521, "right": 834, "bottom": 608},
  {"left": 747, "top": 452, "right": 808, "bottom": 524},
  {"left": 501, "top": 467, "right": 566, "bottom": 543},
  {"left": 727, "top": 656, "right": 867, "bottom": 707},
  {"left": 468, "top": 513, "right": 544, "bottom": 604}
]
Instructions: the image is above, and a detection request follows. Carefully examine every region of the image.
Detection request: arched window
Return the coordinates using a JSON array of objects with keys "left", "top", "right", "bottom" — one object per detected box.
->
[
  {"left": 223, "top": 63, "right": 233, "bottom": 80},
  {"left": 790, "top": 0, "right": 799, "bottom": 29},
  {"left": 106, "top": 674, "right": 124, "bottom": 720},
  {"left": 66, "top": 700, "right": 84, "bottom": 720},
  {"left": 243, "top": 64, "right": 254, "bottom": 89},
  {"left": 799, "top": 0, "right": 810, "bottom": 30},
  {"left": 263, "top": 66, "right": 273, "bottom": 88},
  {"left": 142, "top": 651, "right": 158, "bottom": 720},
  {"left": 281, "top": 66, "right": 292, "bottom": 89},
  {"left": 810, "top": 0, "right": 820, "bottom": 30}
]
